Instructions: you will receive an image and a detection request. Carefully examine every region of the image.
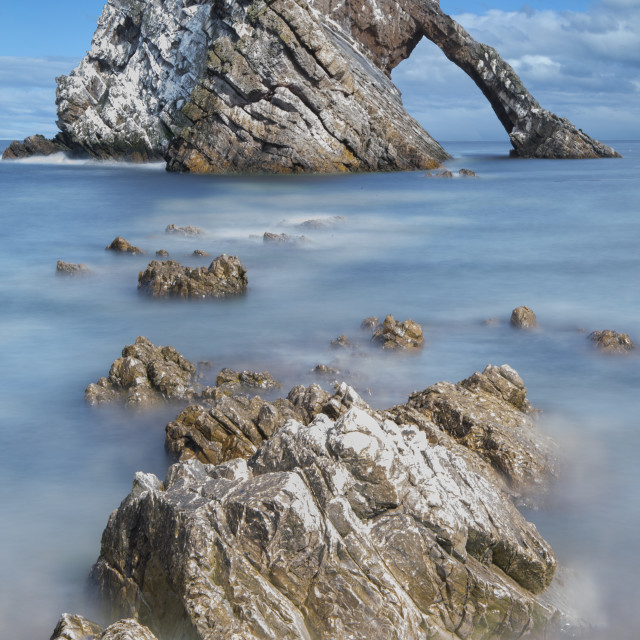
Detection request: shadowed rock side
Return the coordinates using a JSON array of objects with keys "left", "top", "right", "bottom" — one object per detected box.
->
[
  {"left": 89, "top": 404, "right": 570, "bottom": 640},
  {"left": 3, "top": 0, "right": 617, "bottom": 167},
  {"left": 50, "top": 614, "right": 159, "bottom": 640}
]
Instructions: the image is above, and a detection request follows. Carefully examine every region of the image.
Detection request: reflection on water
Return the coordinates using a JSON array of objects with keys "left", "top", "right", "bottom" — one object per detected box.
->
[{"left": 0, "top": 141, "right": 639, "bottom": 638}]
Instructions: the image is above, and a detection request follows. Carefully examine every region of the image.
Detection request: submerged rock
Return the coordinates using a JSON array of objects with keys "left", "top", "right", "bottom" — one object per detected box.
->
[
  {"left": 8, "top": 0, "right": 616, "bottom": 168},
  {"left": 405, "top": 364, "right": 557, "bottom": 504},
  {"left": 511, "top": 305, "right": 538, "bottom": 330},
  {"left": 588, "top": 329, "right": 634, "bottom": 353},
  {"left": 262, "top": 232, "right": 307, "bottom": 245},
  {"left": 372, "top": 314, "right": 424, "bottom": 350},
  {"left": 330, "top": 334, "right": 356, "bottom": 350},
  {"left": 90, "top": 399, "right": 567, "bottom": 639},
  {"left": 57, "top": 260, "right": 90, "bottom": 276},
  {"left": 155, "top": 249, "right": 169, "bottom": 257},
  {"left": 137, "top": 255, "right": 247, "bottom": 298},
  {"left": 105, "top": 236, "right": 144, "bottom": 255},
  {"left": 459, "top": 168, "right": 476, "bottom": 177},
  {"left": 191, "top": 249, "right": 210, "bottom": 257},
  {"left": 85, "top": 336, "right": 199, "bottom": 407},
  {"left": 165, "top": 224, "right": 203, "bottom": 236}
]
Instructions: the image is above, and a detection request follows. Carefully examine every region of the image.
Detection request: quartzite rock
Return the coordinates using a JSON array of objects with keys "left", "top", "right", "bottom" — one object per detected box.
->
[
  {"left": 90, "top": 403, "right": 567, "bottom": 640},
  {"left": 406, "top": 364, "right": 556, "bottom": 504},
  {"left": 50, "top": 614, "right": 159, "bottom": 640},
  {"left": 6, "top": 0, "right": 616, "bottom": 169},
  {"left": 57, "top": 260, "right": 90, "bottom": 275},
  {"left": 372, "top": 314, "right": 424, "bottom": 350},
  {"left": 105, "top": 236, "right": 144, "bottom": 255},
  {"left": 85, "top": 336, "right": 199, "bottom": 407},
  {"left": 588, "top": 329, "right": 634, "bottom": 353},
  {"left": 137, "top": 255, "right": 247, "bottom": 298}
]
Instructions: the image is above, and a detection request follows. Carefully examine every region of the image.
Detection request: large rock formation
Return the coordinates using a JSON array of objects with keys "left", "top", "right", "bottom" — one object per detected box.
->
[
  {"left": 89, "top": 404, "right": 570, "bottom": 639},
  {"left": 3, "top": 0, "right": 618, "bottom": 168}
]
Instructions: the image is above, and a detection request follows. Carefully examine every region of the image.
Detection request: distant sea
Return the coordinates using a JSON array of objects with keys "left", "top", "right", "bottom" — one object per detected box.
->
[{"left": 1, "top": 139, "right": 639, "bottom": 638}]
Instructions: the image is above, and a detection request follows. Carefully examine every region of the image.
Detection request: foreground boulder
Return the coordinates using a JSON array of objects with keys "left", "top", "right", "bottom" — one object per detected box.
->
[
  {"left": 404, "top": 364, "right": 557, "bottom": 505},
  {"left": 5, "top": 0, "right": 617, "bottom": 168},
  {"left": 50, "top": 614, "right": 158, "bottom": 640},
  {"left": 85, "top": 336, "right": 199, "bottom": 407},
  {"left": 137, "top": 255, "right": 247, "bottom": 298},
  {"left": 90, "top": 401, "right": 568, "bottom": 639},
  {"left": 588, "top": 329, "right": 634, "bottom": 353}
]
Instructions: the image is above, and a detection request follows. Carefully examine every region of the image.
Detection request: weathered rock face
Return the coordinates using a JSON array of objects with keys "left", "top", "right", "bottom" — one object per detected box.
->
[
  {"left": 372, "top": 314, "right": 424, "bottom": 350},
  {"left": 90, "top": 402, "right": 568, "bottom": 640},
  {"left": 137, "top": 255, "right": 247, "bottom": 298},
  {"left": 511, "top": 305, "right": 538, "bottom": 330},
  {"left": 405, "top": 364, "right": 557, "bottom": 505},
  {"left": 6, "top": 0, "right": 616, "bottom": 168},
  {"left": 50, "top": 614, "right": 159, "bottom": 640},
  {"left": 85, "top": 336, "right": 199, "bottom": 406},
  {"left": 588, "top": 329, "right": 634, "bottom": 353}
]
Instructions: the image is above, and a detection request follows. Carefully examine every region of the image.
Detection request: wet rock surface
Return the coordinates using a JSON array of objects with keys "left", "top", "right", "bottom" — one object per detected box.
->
[
  {"left": 511, "top": 305, "right": 538, "bottom": 330},
  {"left": 85, "top": 336, "right": 199, "bottom": 407},
  {"left": 105, "top": 236, "right": 144, "bottom": 255},
  {"left": 57, "top": 260, "right": 90, "bottom": 276},
  {"left": 405, "top": 364, "right": 557, "bottom": 505},
  {"left": 137, "top": 255, "right": 247, "bottom": 298},
  {"left": 90, "top": 395, "right": 568, "bottom": 640},
  {"left": 372, "top": 314, "right": 424, "bottom": 350},
  {"left": 588, "top": 329, "right": 634, "bottom": 353}
]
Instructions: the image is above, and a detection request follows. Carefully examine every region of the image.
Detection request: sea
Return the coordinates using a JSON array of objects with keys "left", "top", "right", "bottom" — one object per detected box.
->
[{"left": 0, "top": 139, "right": 638, "bottom": 639}]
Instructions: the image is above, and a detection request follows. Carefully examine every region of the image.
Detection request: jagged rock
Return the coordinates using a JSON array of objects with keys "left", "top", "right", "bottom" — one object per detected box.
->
[
  {"left": 50, "top": 615, "right": 158, "bottom": 640},
  {"left": 372, "top": 314, "right": 424, "bottom": 350},
  {"left": 155, "top": 249, "right": 169, "bottom": 257},
  {"left": 90, "top": 399, "right": 568, "bottom": 640},
  {"left": 511, "top": 305, "right": 538, "bottom": 329},
  {"left": 137, "top": 255, "right": 247, "bottom": 298},
  {"left": 165, "top": 224, "right": 203, "bottom": 236},
  {"left": 1, "top": 134, "right": 68, "bottom": 159},
  {"left": 191, "top": 249, "right": 210, "bottom": 257},
  {"left": 312, "top": 363, "right": 342, "bottom": 376},
  {"left": 360, "top": 316, "right": 379, "bottom": 332},
  {"left": 588, "top": 329, "right": 634, "bottom": 353},
  {"left": 330, "top": 334, "right": 355, "bottom": 349},
  {"left": 57, "top": 260, "right": 90, "bottom": 276},
  {"left": 105, "top": 236, "right": 144, "bottom": 255},
  {"left": 215, "top": 367, "right": 281, "bottom": 390},
  {"left": 50, "top": 613, "right": 103, "bottom": 640},
  {"left": 13, "top": 0, "right": 617, "bottom": 168},
  {"left": 406, "top": 364, "right": 557, "bottom": 504},
  {"left": 85, "top": 336, "right": 199, "bottom": 407},
  {"left": 459, "top": 168, "right": 476, "bottom": 177}
]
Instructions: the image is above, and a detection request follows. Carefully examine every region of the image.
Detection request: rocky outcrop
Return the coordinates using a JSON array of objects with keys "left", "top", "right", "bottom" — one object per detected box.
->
[
  {"left": 89, "top": 400, "right": 568, "bottom": 640},
  {"left": 1, "top": 134, "right": 68, "bottom": 159},
  {"left": 214, "top": 367, "right": 281, "bottom": 391},
  {"left": 404, "top": 364, "right": 557, "bottom": 505},
  {"left": 5, "top": 0, "right": 616, "bottom": 168},
  {"left": 372, "top": 314, "right": 424, "bottom": 350},
  {"left": 105, "top": 236, "right": 144, "bottom": 255},
  {"left": 511, "top": 305, "right": 538, "bottom": 330},
  {"left": 85, "top": 336, "right": 199, "bottom": 406},
  {"left": 57, "top": 260, "right": 90, "bottom": 276},
  {"left": 137, "top": 255, "right": 247, "bottom": 298},
  {"left": 588, "top": 329, "right": 634, "bottom": 353},
  {"left": 50, "top": 614, "right": 158, "bottom": 640},
  {"left": 165, "top": 224, "right": 203, "bottom": 236}
]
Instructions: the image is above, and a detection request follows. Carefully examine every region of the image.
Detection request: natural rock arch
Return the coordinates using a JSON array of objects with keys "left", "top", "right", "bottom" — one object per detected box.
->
[{"left": 6, "top": 0, "right": 618, "bottom": 169}]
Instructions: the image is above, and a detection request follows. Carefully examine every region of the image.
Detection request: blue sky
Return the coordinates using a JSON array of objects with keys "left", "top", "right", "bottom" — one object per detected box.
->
[{"left": 0, "top": 1, "right": 638, "bottom": 141}]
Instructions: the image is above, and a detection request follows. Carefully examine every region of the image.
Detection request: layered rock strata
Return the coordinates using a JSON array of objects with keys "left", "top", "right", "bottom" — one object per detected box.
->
[
  {"left": 137, "top": 255, "right": 247, "bottom": 298},
  {"left": 3, "top": 0, "right": 618, "bottom": 168},
  {"left": 89, "top": 404, "right": 567, "bottom": 640},
  {"left": 85, "top": 336, "right": 199, "bottom": 406}
]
